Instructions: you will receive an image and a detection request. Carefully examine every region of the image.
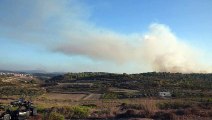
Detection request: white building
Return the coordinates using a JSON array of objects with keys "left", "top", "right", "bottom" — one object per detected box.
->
[{"left": 159, "top": 92, "right": 171, "bottom": 97}]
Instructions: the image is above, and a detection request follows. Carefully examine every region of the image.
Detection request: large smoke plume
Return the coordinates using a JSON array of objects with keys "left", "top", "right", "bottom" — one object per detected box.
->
[{"left": 55, "top": 23, "right": 206, "bottom": 73}]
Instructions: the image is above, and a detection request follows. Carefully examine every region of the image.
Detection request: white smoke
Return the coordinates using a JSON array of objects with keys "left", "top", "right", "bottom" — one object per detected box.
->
[
  {"left": 56, "top": 23, "right": 206, "bottom": 73},
  {"left": 141, "top": 24, "right": 204, "bottom": 73}
]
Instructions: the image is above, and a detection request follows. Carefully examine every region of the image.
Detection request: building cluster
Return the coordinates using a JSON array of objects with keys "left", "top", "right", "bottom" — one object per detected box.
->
[{"left": 0, "top": 72, "right": 32, "bottom": 78}]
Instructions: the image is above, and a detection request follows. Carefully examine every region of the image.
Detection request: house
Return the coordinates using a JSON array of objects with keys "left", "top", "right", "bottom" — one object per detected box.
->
[{"left": 159, "top": 92, "right": 171, "bottom": 97}]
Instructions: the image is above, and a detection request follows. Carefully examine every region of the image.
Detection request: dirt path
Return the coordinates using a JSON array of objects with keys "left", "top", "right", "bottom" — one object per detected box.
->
[{"left": 83, "top": 94, "right": 101, "bottom": 100}]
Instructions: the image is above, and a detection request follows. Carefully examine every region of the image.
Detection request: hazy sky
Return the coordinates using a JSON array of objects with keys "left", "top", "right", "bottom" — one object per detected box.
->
[{"left": 0, "top": 0, "right": 212, "bottom": 73}]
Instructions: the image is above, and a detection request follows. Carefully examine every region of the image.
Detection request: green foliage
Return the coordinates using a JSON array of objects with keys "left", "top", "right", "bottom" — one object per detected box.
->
[
  {"left": 71, "top": 106, "right": 90, "bottom": 118},
  {"left": 47, "top": 106, "right": 90, "bottom": 119},
  {"left": 37, "top": 105, "right": 46, "bottom": 113},
  {"left": 48, "top": 112, "right": 65, "bottom": 120}
]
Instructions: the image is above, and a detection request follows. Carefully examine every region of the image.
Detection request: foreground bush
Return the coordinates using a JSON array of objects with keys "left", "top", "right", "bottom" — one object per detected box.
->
[
  {"left": 71, "top": 106, "right": 90, "bottom": 118},
  {"left": 48, "top": 112, "right": 64, "bottom": 120},
  {"left": 46, "top": 106, "right": 90, "bottom": 119}
]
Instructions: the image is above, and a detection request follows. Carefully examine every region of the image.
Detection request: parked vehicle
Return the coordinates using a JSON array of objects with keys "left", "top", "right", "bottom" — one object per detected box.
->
[
  {"left": 0, "top": 105, "right": 11, "bottom": 120},
  {"left": 0, "top": 98, "right": 37, "bottom": 120}
]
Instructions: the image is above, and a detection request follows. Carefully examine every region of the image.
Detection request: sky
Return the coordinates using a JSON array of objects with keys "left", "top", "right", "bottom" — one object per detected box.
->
[{"left": 0, "top": 0, "right": 212, "bottom": 73}]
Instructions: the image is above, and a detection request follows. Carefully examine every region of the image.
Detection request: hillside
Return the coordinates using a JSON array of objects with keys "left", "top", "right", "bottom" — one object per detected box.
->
[{"left": 46, "top": 72, "right": 212, "bottom": 98}]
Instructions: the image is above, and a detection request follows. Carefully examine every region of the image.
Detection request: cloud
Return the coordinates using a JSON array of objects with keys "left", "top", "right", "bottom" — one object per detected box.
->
[{"left": 0, "top": 0, "right": 209, "bottom": 73}]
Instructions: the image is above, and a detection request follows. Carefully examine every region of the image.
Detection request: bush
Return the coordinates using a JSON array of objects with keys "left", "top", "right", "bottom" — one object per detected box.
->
[
  {"left": 37, "top": 105, "right": 46, "bottom": 113},
  {"left": 47, "top": 106, "right": 90, "bottom": 119},
  {"left": 48, "top": 112, "right": 64, "bottom": 120},
  {"left": 71, "top": 106, "right": 90, "bottom": 118}
]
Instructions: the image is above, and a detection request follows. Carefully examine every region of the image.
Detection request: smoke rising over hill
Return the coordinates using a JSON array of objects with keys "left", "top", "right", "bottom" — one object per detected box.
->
[{"left": 55, "top": 23, "right": 205, "bottom": 73}]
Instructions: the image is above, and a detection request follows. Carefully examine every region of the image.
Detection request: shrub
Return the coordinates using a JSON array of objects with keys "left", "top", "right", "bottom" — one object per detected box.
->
[
  {"left": 48, "top": 112, "right": 64, "bottom": 120},
  {"left": 37, "top": 105, "right": 46, "bottom": 113},
  {"left": 71, "top": 106, "right": 90, "bottom": 118},
  {"left": 47, "top": 106, "right": 90, "bottom": 119}
]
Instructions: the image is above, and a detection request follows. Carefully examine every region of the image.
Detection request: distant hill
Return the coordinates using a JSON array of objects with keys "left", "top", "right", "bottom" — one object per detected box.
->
[
  {"left": 44, "top": 72, "right": 212, "bottom": 99},
  {"left": 48, "top": 72, "right": 212, "bottom": 82}
]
